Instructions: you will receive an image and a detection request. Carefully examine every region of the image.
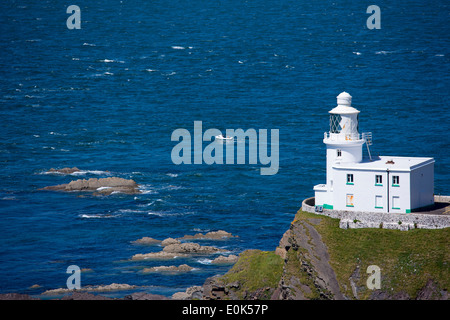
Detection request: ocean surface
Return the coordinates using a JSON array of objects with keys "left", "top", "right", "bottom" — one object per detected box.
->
[{"left": 0, "top": 0, "right": 448, "bottom": 298}]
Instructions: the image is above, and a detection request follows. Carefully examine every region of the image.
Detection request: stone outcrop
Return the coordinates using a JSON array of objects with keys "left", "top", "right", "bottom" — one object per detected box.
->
[
  {"left": 161, "top": 238, "right": 180, "bottom": 246},
  {"left": 132, "top": 237, "right": 161, "bottom": 245},
  {"left": 42, "top": 283, "right": 137, "bottom": 295},
  {"left": 131, "top": 242, "right": 223, "bottom": 261},
  {"left": 179, "top": 230, "right": 236, "bottom": 240},
  {"left": 0, "top": 293, "right": 39, "bottom": 300},
  {"left": 131, "top": 251, "right": 186, "bottom": 260},
  {"left": 163, "top": 242, "right": 223, "bottom": 254},
  {"left": 142, "top": 264, "right": 194, "bottom": 273},
  {"left": 132, "top": 230, "right": 236, "bottom": 247},
  {"left": 171, "top": 286, "right": 204, "bottom": 300},
  {"left": 124, "top": 292, "right": 169, "bottom": 300},
  {"left": 273, "top": 217, "right": 345, "bottom": 300},
  {"left": 41, "top": 177, "right": 140, "bottom": 195},
  {"left": 211, "top": 255, "right": 239, "bottom": 264},
  {"left": 46, "top": 167, "right": 81, "bottom": 174}
]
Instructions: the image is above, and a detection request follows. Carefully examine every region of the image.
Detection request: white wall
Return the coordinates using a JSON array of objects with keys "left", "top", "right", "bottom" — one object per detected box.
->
[
  {"left": 332, "top": 168, "right": 411, "bottom": 213},
  {"left": 410, "top": 162, "right": 434, "bottom": 211}
]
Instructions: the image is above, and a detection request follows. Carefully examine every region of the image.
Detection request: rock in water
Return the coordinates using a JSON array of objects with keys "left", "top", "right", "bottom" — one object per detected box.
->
[
  {"left": 41, "top": 177, "right": 140, "bottom": 195},
  {"left": 46, "top": 167, "right": 80, "bottom": 174},
  {"left": 162, "top": 242, "right": 223, "bottom": 254},
  {"left": 142, "top": 264, "right": 194, "bottom": 273}
]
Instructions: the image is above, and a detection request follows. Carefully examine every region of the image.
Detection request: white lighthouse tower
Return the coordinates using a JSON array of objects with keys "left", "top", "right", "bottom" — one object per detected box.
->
[
  {"left": 314, "top": 92, "right": 434, "bottom": 214},
  {"left": 324, "top": 92, "right": 365, "bottom": 183},
  {"left": 314, "top": 92, "right": 365, "bottom": 209}
]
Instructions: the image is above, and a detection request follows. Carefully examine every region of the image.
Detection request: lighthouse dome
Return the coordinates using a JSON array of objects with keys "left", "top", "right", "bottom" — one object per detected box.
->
[
  {"left": 329, "top": 91, "right": 360, "bottom": 114},
  {"left": 337, "top": 92, "right": 352, "bottom": 106}
]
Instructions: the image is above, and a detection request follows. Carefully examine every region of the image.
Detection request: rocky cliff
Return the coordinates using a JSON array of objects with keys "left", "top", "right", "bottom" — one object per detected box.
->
[{"left": 202, "top": 210, "right": 449, "bottom": 300}]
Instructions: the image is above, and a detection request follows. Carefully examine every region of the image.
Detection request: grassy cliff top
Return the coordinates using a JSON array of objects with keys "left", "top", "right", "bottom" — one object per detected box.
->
[
  {"left": 214, "top": 210, "right": 449, "bottom": 300},
  {"left": 294, "top": 210, "right": 449, "bottom": 299}
]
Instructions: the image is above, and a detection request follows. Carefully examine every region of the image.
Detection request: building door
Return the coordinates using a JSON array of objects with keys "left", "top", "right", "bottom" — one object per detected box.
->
[
  {"left": 375, "top": 195, "right": 383, "bottom": 209},
  {"left": 346, "top": 194, "right": 354, "bottom": 207}
]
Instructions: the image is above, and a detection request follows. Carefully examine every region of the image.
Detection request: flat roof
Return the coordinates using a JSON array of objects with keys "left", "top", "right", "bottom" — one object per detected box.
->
[{"left": 333, "top": 156, "right": 434, "bottom": 172}]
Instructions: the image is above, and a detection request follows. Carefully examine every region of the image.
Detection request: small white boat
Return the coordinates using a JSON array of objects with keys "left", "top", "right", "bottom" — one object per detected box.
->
[{"left": 215, "top": 134, "right": 233, "bottom": 141}]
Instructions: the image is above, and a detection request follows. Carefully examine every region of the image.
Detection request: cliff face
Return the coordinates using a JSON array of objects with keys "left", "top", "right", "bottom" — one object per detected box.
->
[
  {"left": 273, "top": 217, "right": 345, "bottom": 300},
  {"left": 203, "top": 210, "right": 449, "bottom": 300}
]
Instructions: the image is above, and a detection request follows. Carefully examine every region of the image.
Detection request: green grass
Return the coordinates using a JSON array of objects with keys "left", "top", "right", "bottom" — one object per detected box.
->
[
  {"left": 294, "top": 210, "right": 450, "bottom": 299},
  {"left": 219, "top": 249, "right": 284, "bottom": 299}
]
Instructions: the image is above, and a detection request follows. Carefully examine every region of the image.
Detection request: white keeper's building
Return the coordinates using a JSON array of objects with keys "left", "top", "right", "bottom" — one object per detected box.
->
[{"left": 314, "top": 92, "right": 434, "bottom": 214}]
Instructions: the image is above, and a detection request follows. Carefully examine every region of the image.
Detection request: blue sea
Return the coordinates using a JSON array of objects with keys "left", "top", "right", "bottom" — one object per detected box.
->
[{"left": 0, "top": 0, "right": 448, "bottom": 298}]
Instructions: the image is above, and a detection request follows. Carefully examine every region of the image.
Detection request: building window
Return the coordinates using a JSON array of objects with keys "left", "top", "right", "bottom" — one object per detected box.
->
[
  {"left": 337, "top": 149, "right": 342, "bottom": 157},
  {"left": 375, "top": 195, "right": 383, "bottom": 209},
  {"left": 392, "top": 175, "right": 400, "bottom": 186},
  {"left": 375, "top": 175, "right": 383, "bottom": 185},
  {"left": 330, "top": 114, "right": 342, "bottom": 133},
  {"left": 346, "top": 194, "right": 354, "bottom": 207},
  {"left": 392, "top": 196, "right": 400, "bottom": 210},
  {"left": 346, "top": 174, "right": 354, "bottom": 185}
]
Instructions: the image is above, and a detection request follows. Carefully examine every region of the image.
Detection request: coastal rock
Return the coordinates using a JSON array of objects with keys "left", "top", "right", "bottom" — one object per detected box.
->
[
  {"left": 124, "top": 292, "right": 169, "bottom": 300},
  {"left": 179, "top": 230, "right": 236, "bottom": 240},
  {"left": 171, "top": 286, "right": 203, "bottom": 300},
  {"left": 131, "top": 251, "right": 187, "bottom": 260},
  {"left": 61, "top": 292, "right": 114, "bottom": 300},
  {"left": 161, "top": 238, "right": 181, "bottom": 246},
  {"left": 42, "top": 283, "right": 137, "bottom": 295},
  {"left": 211, "top": 255, "right": 239, "bottom": 264},
  {"left": 132, "top": 237, "right": 162, "bottom": 245},
  {"left": 162, "top": 242, "right": 223, "bottom": 254},
  {"left": 142, "top": 264, "right": 194, "bottom": 273},
  {"left": 274, "top": 217, "right": 345, "bottom": 300},
  {"left": 46, "top": 167, "right": 80, "bottom": 174},
  {"left": 0, "top": 293, "right": 39, "bottom": 300},
  {"left": 41, "top": 177, "right": 140, "bottom": 195}
]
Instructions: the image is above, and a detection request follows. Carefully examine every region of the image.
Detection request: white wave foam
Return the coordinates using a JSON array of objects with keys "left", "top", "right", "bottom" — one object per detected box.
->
[
  {"left": 49, "top": 131, "right": 66, "bottom": 136},
  {"left": 99, "top": 59, "right": 124, "bottom": 63},
  {"left": 166, "top": 173, "right": 178, "bottom": 178},
  {"left": 197, "top": 258, "right": 212, "bottom": 265},
  {"left": 353, "top": 51, "right": 362, "bottom": 55},
  {"left": 118, "top": 209, "right": 144, "bottom": 214},
  {"left": 192, "top": 228, "right": 210, "bottom": 233},
  {"left": 375, "top": 50, "right": 395, "bottom": 55},
  {"left": 96, "top": 187, "right": 112, "bottom": 191},
  {"left": 147, "top": 211, "right": 191, "bottom": 217},
  {"left": 83, "top": 43, "right": 96, "bottom": 46},
  {"left": 171, "top": 46, "right": 185, "bottom": 50},
  {"left": 80, "top": 214, "right": 118, "bottom": 219},
  {"left": 137, "top": 200, "right": 156, "bottom": 207},
  {"left": 138, "top": 185, "right": 157, "bottom": 194}
]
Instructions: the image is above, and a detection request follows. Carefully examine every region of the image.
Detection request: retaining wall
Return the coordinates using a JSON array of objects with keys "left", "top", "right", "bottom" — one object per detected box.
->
[{"left": 301, "top": 196, "right": 450, "bottom": 231}]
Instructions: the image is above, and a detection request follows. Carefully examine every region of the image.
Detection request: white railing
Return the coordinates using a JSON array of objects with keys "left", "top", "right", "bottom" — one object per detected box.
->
[{"left": 324, "top": 132, "right": 362, "bottom": 141}]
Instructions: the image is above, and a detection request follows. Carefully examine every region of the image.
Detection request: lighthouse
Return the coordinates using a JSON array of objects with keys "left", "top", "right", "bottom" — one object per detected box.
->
[
  {"left": 314, "top": 92, "right": 434, "bottom": 214},
  {"left": 324, "top": 92, "right": 365, "bottom": 190}
]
